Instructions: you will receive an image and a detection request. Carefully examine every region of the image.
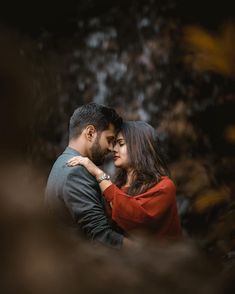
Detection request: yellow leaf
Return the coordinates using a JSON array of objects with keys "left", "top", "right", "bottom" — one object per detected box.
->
[
  {"left": 183, "top": 22, "right": 235, "bottom": 77},
  {"left": 224, "top": 125, "right": 235, "bottom": 144},
  {"left": 193, "top": 187, "right": 230, "bottom": 213}
]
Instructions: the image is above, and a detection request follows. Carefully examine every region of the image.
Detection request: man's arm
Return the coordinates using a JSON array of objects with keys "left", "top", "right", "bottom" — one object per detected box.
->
[{"left": 63, "top": 165, "right": 123, "bottom": 248}]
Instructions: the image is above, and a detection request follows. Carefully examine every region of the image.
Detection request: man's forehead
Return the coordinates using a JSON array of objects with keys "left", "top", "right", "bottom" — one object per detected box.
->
[{"left": 103, "top": 124, "right": 116, "bottom": 136}]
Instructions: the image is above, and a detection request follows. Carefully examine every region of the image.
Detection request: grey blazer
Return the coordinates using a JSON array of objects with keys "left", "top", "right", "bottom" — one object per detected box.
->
[{"left": 45, "top": 147, "right": 123, "bottom": 248}]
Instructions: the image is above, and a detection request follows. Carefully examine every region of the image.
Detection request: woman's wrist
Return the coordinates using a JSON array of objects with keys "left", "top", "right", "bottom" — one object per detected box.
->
[{"left": 95, "top": 169, "right": 104, "bottom": 180}]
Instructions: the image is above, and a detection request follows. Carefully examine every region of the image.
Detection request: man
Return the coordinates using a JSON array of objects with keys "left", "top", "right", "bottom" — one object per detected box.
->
[{"left": 46, "top": 103, "right": 126, "bottom": 248}]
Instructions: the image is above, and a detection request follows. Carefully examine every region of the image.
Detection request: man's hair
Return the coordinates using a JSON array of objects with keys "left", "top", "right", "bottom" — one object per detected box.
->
[{"left": 69, "top": 102, "right": 123, "bottom": 140}]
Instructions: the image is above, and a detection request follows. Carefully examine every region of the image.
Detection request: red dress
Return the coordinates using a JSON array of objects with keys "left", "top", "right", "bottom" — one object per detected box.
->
[{"left": 103, "top": 176, "right": 182, "bottom": 239}]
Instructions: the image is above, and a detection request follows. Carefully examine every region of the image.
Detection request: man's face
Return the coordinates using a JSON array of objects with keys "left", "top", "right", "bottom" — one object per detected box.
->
[{"left": 90, "top": 124, "right": 116, "bottom": 165}]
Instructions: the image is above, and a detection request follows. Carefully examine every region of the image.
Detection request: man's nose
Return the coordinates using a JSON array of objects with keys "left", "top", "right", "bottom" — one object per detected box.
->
[
  {"left": 107, "top": 143, "right": 114, "bottom": 152},
  {"left": 112, "top": 144, "right": 118, "bottom": 152}
]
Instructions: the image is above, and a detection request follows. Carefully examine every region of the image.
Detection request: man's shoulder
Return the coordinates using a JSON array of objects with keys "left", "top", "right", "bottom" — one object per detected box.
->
[
  {"left": 49, "top": 149, "right": 79, "bottom": 173},
  {"left": 48, "top": 154, "right": 69, "bottom": 176},
  {"left": 46, "top": 156, "right": 99, "bottom": 196},
  {"left": 66, "top": 165, "right": 97, "bottom": 186},
  {"left": 47, "top": 147, "right": 98, "bottom": 187}
]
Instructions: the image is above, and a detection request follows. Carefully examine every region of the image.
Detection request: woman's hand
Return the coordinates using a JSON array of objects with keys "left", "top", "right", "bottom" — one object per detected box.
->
[
  {"left": 67, "top": 156, "right": 103, "bottom": 178},
  {"left": 67, "top": 156, "right": 112, "bottom": 192}
]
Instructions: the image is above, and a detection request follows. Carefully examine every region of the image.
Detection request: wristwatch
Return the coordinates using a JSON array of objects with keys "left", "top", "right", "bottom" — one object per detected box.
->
[{"left": 97, "top": 173, "right": 111, "bottom": 183}]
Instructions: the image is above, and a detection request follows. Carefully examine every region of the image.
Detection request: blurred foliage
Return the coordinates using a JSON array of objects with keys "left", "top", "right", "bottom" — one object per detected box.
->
[
  {"left": 224, "top": 125, "right": 235, "bottom": 143},
  {"left": 193, "top": 187, "right": 230, "bottom": 213},
  {"left": 183, "top": 22, "right": 235, "bottom": 77},
  {"left": 1, "top": 163, "right": 226, "bottom": 293}
]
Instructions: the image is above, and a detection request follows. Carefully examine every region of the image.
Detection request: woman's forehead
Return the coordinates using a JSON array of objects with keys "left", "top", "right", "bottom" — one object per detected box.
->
[{"left": 116, "top": 133, "right": 124, "bottom": 140}]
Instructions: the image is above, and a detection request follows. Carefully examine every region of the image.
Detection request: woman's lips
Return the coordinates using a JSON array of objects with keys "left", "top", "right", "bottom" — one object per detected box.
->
[{"left": 113, "top": 156, "right": 120, "bottom": 161}]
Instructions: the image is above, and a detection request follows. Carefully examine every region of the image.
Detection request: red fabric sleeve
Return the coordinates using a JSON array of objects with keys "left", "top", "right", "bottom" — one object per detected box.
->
[{"left": 103, "top": 177, "right": 177, "bottom": 231}]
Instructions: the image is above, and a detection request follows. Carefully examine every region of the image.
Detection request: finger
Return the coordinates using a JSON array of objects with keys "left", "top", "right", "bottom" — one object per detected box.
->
[
  {"left": 67, "top": 161, "right": 78, "bottom": 166},
  {"left": 68, "top": 157, "right": 77, "bottom": 163},
  {"left": 72, "top": 161, "right": 81, "bottom": 166},
  {"left": 68, "top": 158, "right": 77, "bottom": 162}
]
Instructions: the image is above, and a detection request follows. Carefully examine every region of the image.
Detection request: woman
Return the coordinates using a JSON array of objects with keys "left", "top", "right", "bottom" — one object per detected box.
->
[{"left": 68, "top": 121, "right": 182, "bottom": 240}]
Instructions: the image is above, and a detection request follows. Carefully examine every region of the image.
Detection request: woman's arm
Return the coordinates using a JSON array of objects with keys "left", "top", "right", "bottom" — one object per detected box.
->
[
  {"left": 67, "top": 156, "right": 113, "bottom": 191},
  {"left": 102, "top": 180, "right": 177, "bottom": 232},
  {"left": 67, "top": 157, "right": 176, "bottom": 231}
]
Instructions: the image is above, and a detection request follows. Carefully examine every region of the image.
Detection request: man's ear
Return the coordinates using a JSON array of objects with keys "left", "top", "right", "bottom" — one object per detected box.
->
[{"left": 85, "top": 125, "right": 97, "bottom": 141}]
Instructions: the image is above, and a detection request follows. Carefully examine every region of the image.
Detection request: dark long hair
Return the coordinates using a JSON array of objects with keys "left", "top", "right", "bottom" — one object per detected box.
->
[{"left": 114, "top": 121, "right": 169, "bottom": 196}]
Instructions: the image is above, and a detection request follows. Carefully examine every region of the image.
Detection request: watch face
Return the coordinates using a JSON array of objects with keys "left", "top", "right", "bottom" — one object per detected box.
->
[
  {"left": 103, "top": 174, "right": 110, "bottom": 180},
  {"left": 97, "top": 173, "right": 110, "bottom": 182}
]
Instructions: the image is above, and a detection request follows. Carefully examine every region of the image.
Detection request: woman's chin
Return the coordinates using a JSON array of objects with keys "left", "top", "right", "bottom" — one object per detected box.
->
[{"left": 114, "top": 162, "right": 122, "bottom": 168}]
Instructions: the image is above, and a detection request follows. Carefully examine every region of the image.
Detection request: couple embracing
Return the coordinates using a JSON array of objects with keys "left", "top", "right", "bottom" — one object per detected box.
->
[{"left": 46, "top": 103, "right": 182, "bottom": 249}]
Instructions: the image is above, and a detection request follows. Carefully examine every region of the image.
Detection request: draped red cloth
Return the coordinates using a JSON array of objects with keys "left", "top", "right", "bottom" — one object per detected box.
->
[{"left": 103, "top": 176, "right": 182, "bottom": 239}]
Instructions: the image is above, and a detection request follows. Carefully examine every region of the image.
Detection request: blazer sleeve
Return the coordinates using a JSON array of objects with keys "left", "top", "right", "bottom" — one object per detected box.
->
[{"left": 63, "top": 166, "right": 123, "bottom": 248}]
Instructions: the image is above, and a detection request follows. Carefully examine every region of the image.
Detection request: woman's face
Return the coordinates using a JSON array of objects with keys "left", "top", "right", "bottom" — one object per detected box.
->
[{"left": 112, "top": 132, "right": 129, "bottom": 169}]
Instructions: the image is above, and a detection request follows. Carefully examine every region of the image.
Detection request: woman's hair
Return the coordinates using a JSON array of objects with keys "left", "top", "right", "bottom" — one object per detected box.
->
[{"left": 114, "top": 121, "right": 169, "bottom": 196}]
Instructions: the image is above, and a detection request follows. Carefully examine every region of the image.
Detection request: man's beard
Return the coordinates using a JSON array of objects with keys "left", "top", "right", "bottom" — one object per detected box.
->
[{"left": 90, "top": 137, "right": 108, "bottom": 166}]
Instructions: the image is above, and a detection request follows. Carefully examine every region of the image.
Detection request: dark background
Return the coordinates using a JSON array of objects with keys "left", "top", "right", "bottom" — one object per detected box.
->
[
  {"left": 0, "top": 0, "right": 234, "bottom": 34},
  {"left": 0, "top": 0, "right": 234, "bottom": 265}
]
